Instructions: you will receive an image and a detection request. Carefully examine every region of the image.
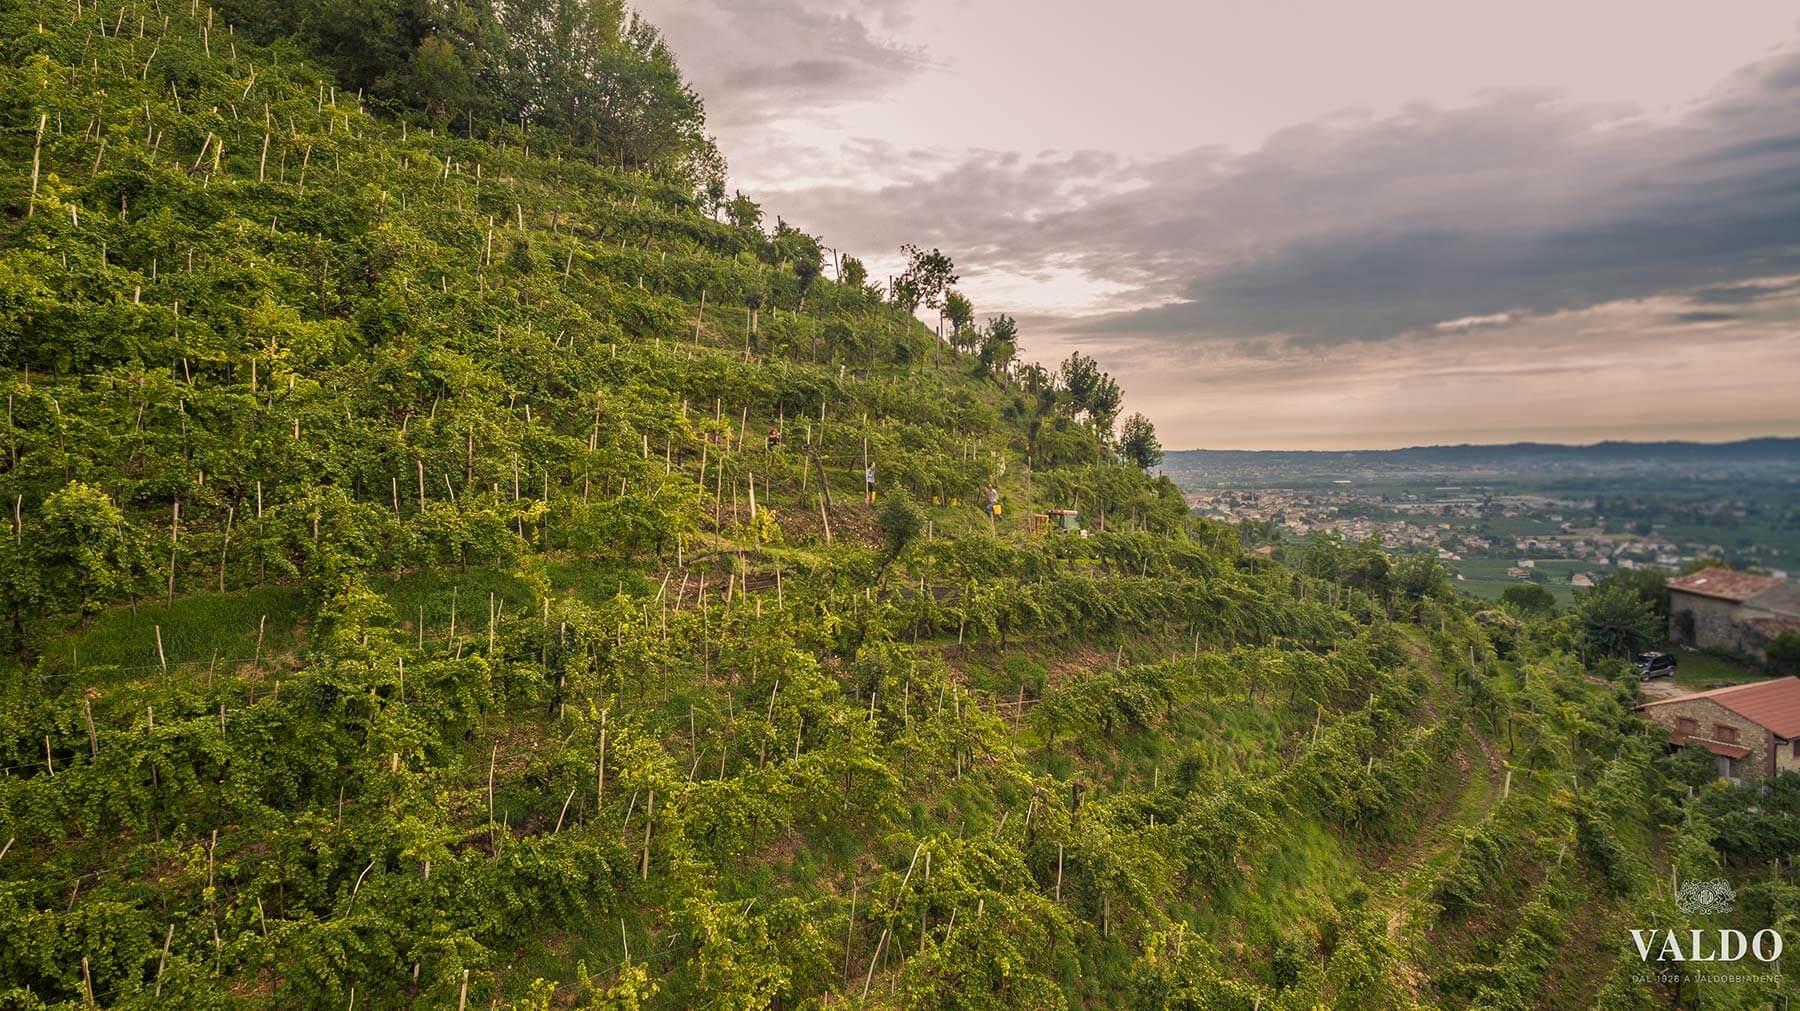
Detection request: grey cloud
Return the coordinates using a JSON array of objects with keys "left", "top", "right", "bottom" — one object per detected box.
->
[
  {"left": 1691, "top": 279, "right": 1800, "bottom": 304},
  {"left": 633, "top": 0, "right": 925, "bottom": 126},
  {"left": 760, "top": 39, "right": 1800, "bottom": 349}
]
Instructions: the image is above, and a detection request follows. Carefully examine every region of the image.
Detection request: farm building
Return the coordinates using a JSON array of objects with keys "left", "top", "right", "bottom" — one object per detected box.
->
[
  {"left": 1667, "top": 567, "right": 1800, "bottom": 661},
  {"left": 1634, "top": 677, "right": 1800, "bottom": 783}
]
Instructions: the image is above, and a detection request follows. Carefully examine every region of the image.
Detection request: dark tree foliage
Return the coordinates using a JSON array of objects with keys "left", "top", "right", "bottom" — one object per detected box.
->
[
  {"left": 219, "top": 0, "right": 718, "bottom": 179},
  {"left": 876, "top": 488, "right": 923, "bottom": 568},
  {"left": 892, "top": 244, "right": 957, "bottom": 313},
  {"left": 1593, "top": 567, "right": 1670, "bottom": 622},
  {"left": 1576, "top": 585, "right": 1660, "bottom": 659},
  {"left": 1117, "top": 412, "right": 1163, "bottom": 470},
  {"left": 1500, "top": 583, "right": 1557, "bottom": 616}
]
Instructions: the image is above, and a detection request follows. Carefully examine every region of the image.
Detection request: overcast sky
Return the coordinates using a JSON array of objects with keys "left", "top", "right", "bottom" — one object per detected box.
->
[{"left": 635, "top": 0, "right": 1800, "bottom": 449}]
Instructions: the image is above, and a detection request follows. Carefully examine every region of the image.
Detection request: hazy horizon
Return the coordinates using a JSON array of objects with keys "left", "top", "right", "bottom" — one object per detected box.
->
[
  {"left": 637, "top": 0, "right": 1800, "bottom": 449},
  {"left": 1166, "top": 432, "right": 1800, "bottom": 454}
]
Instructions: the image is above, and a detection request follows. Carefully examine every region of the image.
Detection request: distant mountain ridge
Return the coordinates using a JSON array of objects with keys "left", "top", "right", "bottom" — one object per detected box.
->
[{"left": 1167, "top": 437, "right": 1800, "bottom": 464}]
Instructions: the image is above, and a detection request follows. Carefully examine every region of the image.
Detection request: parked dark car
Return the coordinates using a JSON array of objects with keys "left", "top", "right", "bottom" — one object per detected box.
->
[{"left": 1635, "top": 651, "right": 1677, "bottom": 681}]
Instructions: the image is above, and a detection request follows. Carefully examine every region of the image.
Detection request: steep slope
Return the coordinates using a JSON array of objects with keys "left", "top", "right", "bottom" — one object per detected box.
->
[{"left": 0, "top": 4, "right": 1742, "bottom": 1010}]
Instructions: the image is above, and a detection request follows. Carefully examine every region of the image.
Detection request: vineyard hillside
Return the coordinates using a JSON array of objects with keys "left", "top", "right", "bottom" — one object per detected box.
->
[{"left": 2, "top": 3, "right": 1793, "bottom": 1009}]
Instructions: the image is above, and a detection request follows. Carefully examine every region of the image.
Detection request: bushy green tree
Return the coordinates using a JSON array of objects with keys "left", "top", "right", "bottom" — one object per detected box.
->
[
  {"left": 978, "top": 314, "right": 1018, "bottom": 378},
  {"left": 1576, "top": 585, "right": 1660, "bottom": 658},
  {"left": 1768, "top": 630, "right": 1800, "bottom": 675},
  {"left": 839, "top": 255, "right": 868, "bottom": 291},
  {"left": 35, "top": 482, "right": 145, "bottom": 621},
  {"left": 1117, "top": 412, "right": 1162, "bottom": 470},
  {"left": 1058, "top": 351, "right": 1122, "bottom": 431},
  {"left": 942, "top": 290, "right": 975, "bottom": 350},
  {"left": 1594, "top": 567, "right": 1670, "bottom": 621},
  {"left": 726, "top": 191, "right": 763, "bottom": 232},
  {"left": 1500, "top": 583, "right": 1557, "bottom": 616},
  {"left": 876, "top": 489, "right": 923, "bottom": 570},
  {"left": 892, "top": 244, "right": 957, "bottom": 314}
]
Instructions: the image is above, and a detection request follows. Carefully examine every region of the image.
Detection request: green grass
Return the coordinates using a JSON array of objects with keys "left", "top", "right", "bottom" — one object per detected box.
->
[
  {"left": 34, "top": 584, "right": 309, "bottom": 679},
  {"left": 1667, "top": 648, "right": 1761, "bottom": 689}
]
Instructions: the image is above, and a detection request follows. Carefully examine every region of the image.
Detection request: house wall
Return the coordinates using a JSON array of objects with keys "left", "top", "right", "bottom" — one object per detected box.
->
[
  {"left": 1670, "top": 591, "right": 1748, "bottom": 654},
  {"left": 1638, "top": 696, "right": 1774, "bottom": 781},
  {"left": 1777, "top": 737, "right": 1800, "bottom": 776},
  {"left": 1736, "top": 601, "right": 1800, "bottom": 661}
]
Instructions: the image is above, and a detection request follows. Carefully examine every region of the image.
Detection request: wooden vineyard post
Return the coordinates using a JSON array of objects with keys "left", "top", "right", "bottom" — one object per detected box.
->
[
  {"left": 596, "top": 709, "right": 607, "bottom": 806},
  {"left": 167, "top": 498, "right": 180, "bottom": 606},
  {"left": 640, "top": 789, "right": 654, "bottom": 879},
  {"left": 83, "top": 692, "right": 98, "bottom": 756},
  {"left": 844, "top": 877, "right": 858, "bottom": 984},
  {"left": 218, "top": 505, "right": 233, "bottom": 591},
  {"left": 154, "top": 923, "right": 173, "bottom": 996},
  {"left": 28, "top": 114, "right": 46, "bottom": 217}
]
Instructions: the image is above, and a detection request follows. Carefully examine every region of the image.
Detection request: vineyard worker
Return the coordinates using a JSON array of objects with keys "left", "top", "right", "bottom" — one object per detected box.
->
[
  {"left": 865, "top": 462, "right": 877, "bottom": 504},
  {"left": 985, "top": 484, "right": 1000, "bottom": 518},
  {"left": 767, "top": 425, "right": 782, "bottom": 451}
]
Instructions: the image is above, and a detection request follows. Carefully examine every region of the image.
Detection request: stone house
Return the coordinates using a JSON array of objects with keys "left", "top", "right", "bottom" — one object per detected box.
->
[
  {"left": 1634, "top": 677, "right": 1800, "bottom": 783},
  {"left": 1667, "top": 567, "right": 1800, "bottom": 661}
]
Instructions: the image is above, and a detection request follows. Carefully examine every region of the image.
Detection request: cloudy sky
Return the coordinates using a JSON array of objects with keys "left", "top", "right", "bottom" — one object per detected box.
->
[{"left": 635, "top": 0, "right": 1800, "bottom": 449}]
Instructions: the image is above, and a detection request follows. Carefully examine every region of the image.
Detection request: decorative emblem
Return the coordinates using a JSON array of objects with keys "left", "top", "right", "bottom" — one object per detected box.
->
[{"left": 1676, "top": 877, "right": 1736, "bottom": 915}]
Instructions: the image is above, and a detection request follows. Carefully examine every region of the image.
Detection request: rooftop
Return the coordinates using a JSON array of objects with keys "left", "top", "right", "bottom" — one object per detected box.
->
[
  {"left": 1635, "top": 676, "right": 1800, "bottom": 739},
  {"left": 1667, "top": 567, "right": 1783, "bottom": 603}
]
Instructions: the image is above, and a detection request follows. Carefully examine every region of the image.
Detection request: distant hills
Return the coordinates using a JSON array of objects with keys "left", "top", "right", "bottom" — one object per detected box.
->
[
  {"left": 1161, "top": 437, "right": 1800, "bottom": 488},
  {"left": 1169, "top": 437, "right": 1800, "bottom": 463}
]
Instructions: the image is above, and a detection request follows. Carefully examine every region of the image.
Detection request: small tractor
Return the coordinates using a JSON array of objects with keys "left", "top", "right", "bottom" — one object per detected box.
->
[{"left": 1029, "top": 508, "right": 1084, "bottom": 537}]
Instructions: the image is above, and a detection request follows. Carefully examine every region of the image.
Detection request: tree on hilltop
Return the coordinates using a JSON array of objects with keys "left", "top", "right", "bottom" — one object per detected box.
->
[
  {"left": 979, "top": 314, "right": 1018, "bottom": 379},
  {"left": 1118, "top": 412, "right": 1163, "bottom": 470},
  {"left": 725, "top": 191, "right": 763, "bottom": 232},
  {"left": 892, "top": 244, "right": 957, "bottom": 315},
  {"left": 840, "top": 256, "right": 868, "bottom": 290},
  {"left": 943, "top": 290, "right": 976, "bottom": 350}
]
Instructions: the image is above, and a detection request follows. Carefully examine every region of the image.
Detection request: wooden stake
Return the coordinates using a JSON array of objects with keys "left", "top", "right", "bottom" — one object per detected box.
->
[
  {"left": 27, "top": 114, "right": 46, "bottom": 217},
  {"left": 844, "top": 878, "right": 859, "bottom": 984},
  {"left": 217, "top": 505, "right": 234, "bottom": 591},
  {"left": 640, "top": 789, "right": 654, "bottom": 879},
  {"left": 553, "top": 786, "right": 576, "bottom": 834},
  {"left": 166, "top": 499, "right": 179, "bottom": 606},
  {"left": 154, "top": 923, "right": 173, "bottom": 996}
]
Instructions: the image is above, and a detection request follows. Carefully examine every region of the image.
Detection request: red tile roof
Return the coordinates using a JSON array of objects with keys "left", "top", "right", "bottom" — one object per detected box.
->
[
  {"left": 1684, "top": 736, "right": 1752, "bottom": 760},
  {"left": 1636, "top": 676, "right": 1800, "bottom": 738},
  {"left": 1668, "top": 567, "right": 1783, "bottom": 602}
]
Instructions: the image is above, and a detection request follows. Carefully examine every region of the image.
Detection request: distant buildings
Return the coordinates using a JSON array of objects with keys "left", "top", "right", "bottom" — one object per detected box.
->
[{"left": 1668, "top": 568, "right": 1800, "bottom": 661}]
